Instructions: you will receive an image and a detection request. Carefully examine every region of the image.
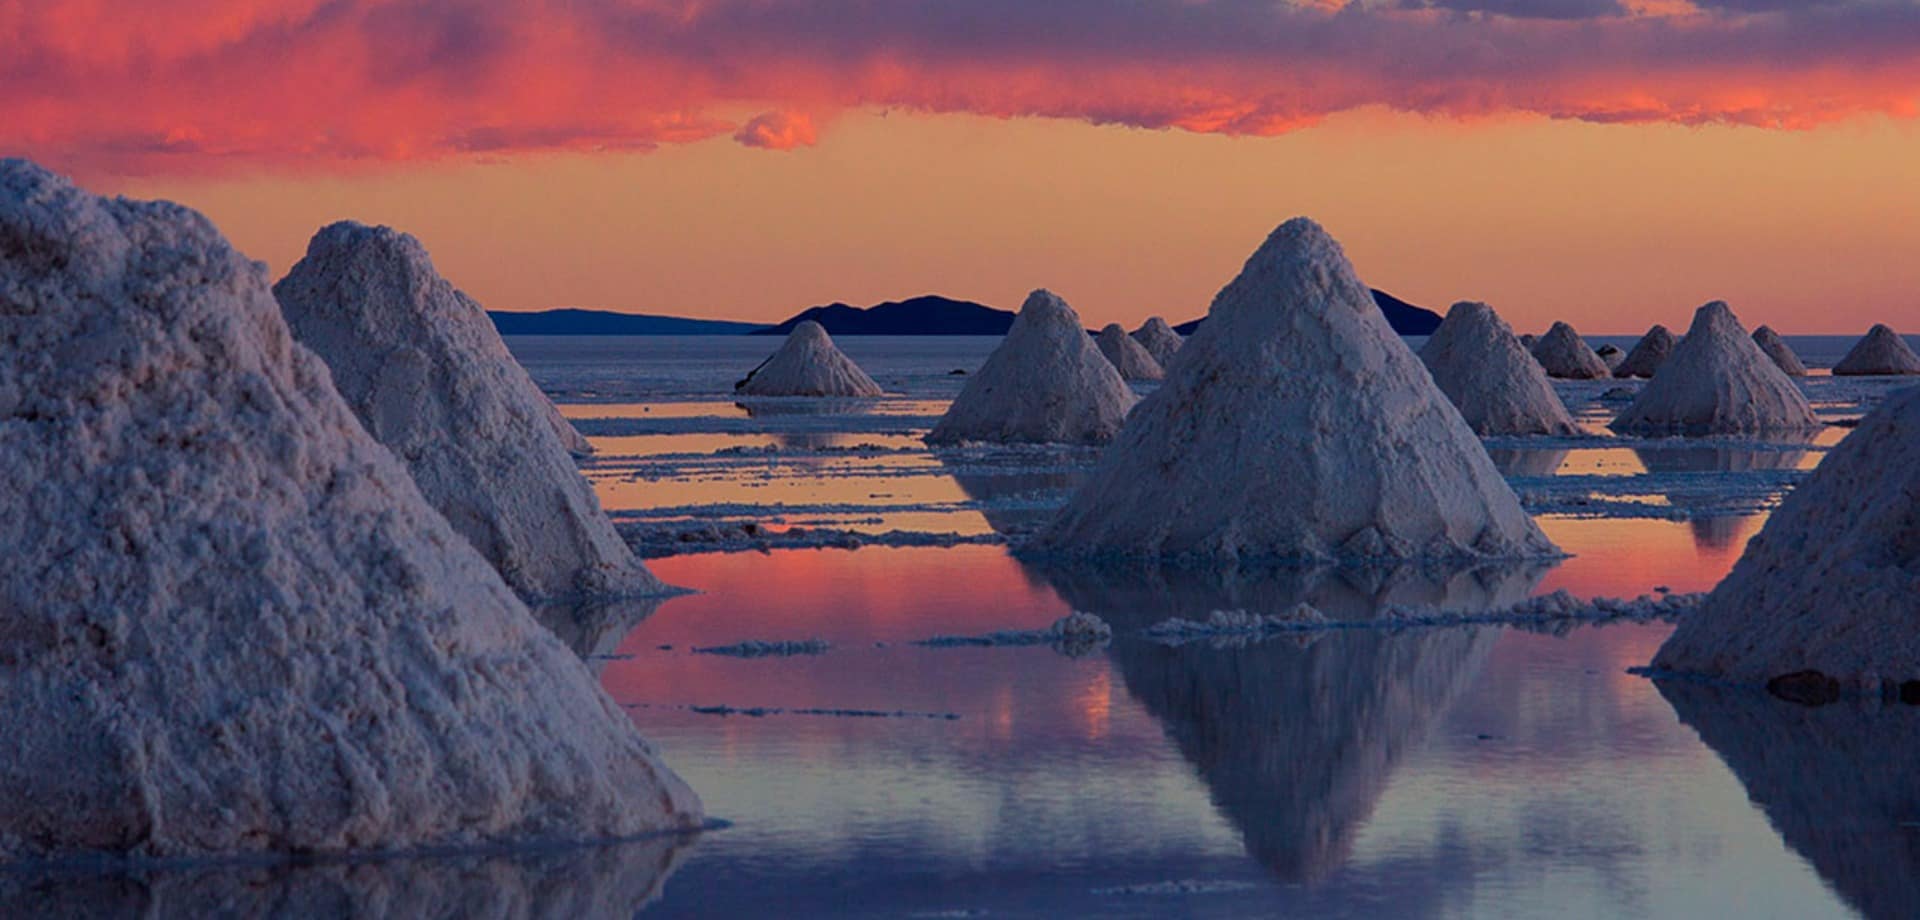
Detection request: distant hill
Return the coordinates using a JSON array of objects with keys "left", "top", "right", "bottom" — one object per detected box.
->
[
  {"left": 489, "top": 308, "right": 767, "bottom": 336},
  {"left": 1173, "top": 289, "right": 1442, "bottom": 336},
  {"left": 754, "top": 295, "right": 1012, "bottom": 336}
]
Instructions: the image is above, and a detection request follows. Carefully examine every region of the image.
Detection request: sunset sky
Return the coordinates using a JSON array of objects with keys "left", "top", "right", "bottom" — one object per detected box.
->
[{"left": 10, "top": 0, "right": 1920, "bottom": 332}]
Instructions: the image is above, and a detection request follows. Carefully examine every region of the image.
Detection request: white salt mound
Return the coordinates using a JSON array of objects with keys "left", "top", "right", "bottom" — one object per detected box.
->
[
  {"left": 926, "top": 290, "right": 1137, "bottom": 445},
  {"left": 1832, "top": 324, "right": 1920, "bottom": 376},
  {"left": 1097, "top": 322, "right": 1165, "bottom": 381},
  {"left": 1651, "top": 385, "right": 1920, "bottom": 691},
  {"left": 1418, "top": 301, "right": 1578, "bottom": 436},
  {"left": 1132, "top": 316, "right": 1184, "bottom": 367},
  {"left": 1613, "top": 325, "right": 1675, "bottom": 379},
  {"left": 1531, "top": 322, "right": 1611, "bottom": 379},
  {"left": 0, "top": 159, "right": 700, "bottom": 861},
  {"left": 1611, "top": 301, "right": 1818, "bottom": 434},
  {"left": 1751, "top": 325, "right": 1807, "bottom": 377},
  {"left": 1030, "top": 219, "right": 1557, "bottom": 564},
  {"left": 735, "top": 320, "right": 884, "bottom": 397},
  {"left": 275, "top": 222, "right": 667, "bottom": 602}
]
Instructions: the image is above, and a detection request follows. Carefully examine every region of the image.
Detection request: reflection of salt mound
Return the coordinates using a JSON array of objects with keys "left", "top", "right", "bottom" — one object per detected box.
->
[
  {"left": 1486, "top": 447, "right": 1569, "bottom": 478},
  {"left": 1751, "top": 326, "right": 1807, "bottom": 376},
  {"left": 1611, "top": 302, "right": 1818, "bottom": 434},
  {"left": 1097, "top": 323, "right": 1165, "bottom": 381},
  {"left": 927, "top": 290, "right": 1136, "bottom": 445},
  {"left": 276, "top": 222, "right": 667, "bottom": 602},
  {"left": 1833, "top": 324, "right": 1920, "bottom": 376},
  {"left": 0, "top": 160, "right": 700, "bottom": 860},
  {"left": 1419, "top": 301, "right": 1577, "bottom": 436},
  {"left": 1132, "top": 316, "right": 1184, "bottom": 367},
  {"left": 736, "top": 320, "right": 884, "bottom": 397},
  {"left": 1531, "top": 322, "right": 1611, "bottom": 379},
  {"left": 1613, "top": 325, "right": 1674, "bottom": 379},
  {"left": 536, "top": 595, "right": 668, "bottom": 667},
  {"left": 1652, "top": 387, "right": 1920, "bottom": 690},
  {"left": 1031, "top": 220, "right": 1556, "bottom": 565}
]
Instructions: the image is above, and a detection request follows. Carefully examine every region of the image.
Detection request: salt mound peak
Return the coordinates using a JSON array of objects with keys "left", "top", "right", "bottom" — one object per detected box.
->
[
  {"left": 1833, "top": 324, "right": 1920, "bottom": 376},
  {"left": 1651, "top": 385, "right": 1920, "bottom": 691},
  {"left": 0, "top": 159, "right": 700, "bottom": 860},
  {"left": 1610, "top": 301, "right": 1818, "bottom": 434},
  {"left": 1531, "top": 321, "right": 1611, "bottom": 379},
  {"left": 926, "top": 290, "right": 1137, "bottom": 445},
  {"left": 1751, "top": 325, "right": 1807, "bottom": 376},
  {"left": 1097, "top": 322, "right": 1165, "bottom": 381},
  {"left": 1419, "top": 302, "right": 1578, "bottom": 436},
  {"left": 1030, "top": 219, "right": 1557, "bottom": 565},
  {"left": 1132, "top": 316, "right": 1184, "bottom": 367},
  {"left": 736, "top": 320, "right": 884, "bottom": 397},
  {"left": 275, "top": 221, "right": 668, "bottom": 602},
  {"left": 1613, "top": 325, "right": 1674, "bottom": 379}
]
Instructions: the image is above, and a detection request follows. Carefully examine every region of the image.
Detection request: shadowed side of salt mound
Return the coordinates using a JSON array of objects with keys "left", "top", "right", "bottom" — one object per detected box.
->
[
  {"left": 1751, "top": 326, "right": 1807, "bottom": 377},
  {"left": 0, "top": 160, "right": 700, "bottom": 861},
  {"left": 1029, "top": 219, "right": 1557, "bottom": 566},
  {"left": 1132, "top": 316, "right": 1184, "bottom": 368},
  {"left": 1531, "top": 322, "right": 1611, "bottom": 379},
  {"left": 1097, "top": 323, "right": 1164, "bottom": 381},
  {"left": 1419, "top": 301, "right": 1577, "bottom": 436},
  {"left": 1614, "top": 325, "right": 1675, "bottom": 379},
  {"left": 1651, "top": 386, "right": 1920, "bottom": 691},
  {"left": 1834, "top": 324, "right": 1920, "bottom": 376},
  {"left": 1612, "top": 302, "right": 1818, "bottom": 435},
  {"left": 735, "top": 320, "right": 883, "bottom": 397},
  {"left": 275, "top": 222, "right": 669, "bottom": 603},
  {"left": 926, "top": 290, "right": 1136, "bottom": 446}
]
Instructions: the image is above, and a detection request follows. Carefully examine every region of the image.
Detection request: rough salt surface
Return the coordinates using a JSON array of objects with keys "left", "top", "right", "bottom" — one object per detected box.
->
[
  {"left": 1131, "top": 316, "right": 1185, "bottom": 368},
  {"left": 1419, "top": 301, "right": 1577, "bottom": 436},
  {"left": 1096, "top": 322, "right": 1165, "bottom": 381},
  {"left": 926, "top": 290, "right": 1137, "bottom": 445},
  {"left": 1751, "top": 325, "right": 1807, "bottom": 377},
  {"left": 1832, "top": 324, "right": 1920, "bottom": 376},
  {"left": 1030, "top": 219, "right": 1557, "bottom": 565},
  {"left": 1611, "top": 301, "right": 1819, "bottom": 434},
  {"left": 735, "top": 320, "right": 884, "bottom": 397},
  {"left": 1531, "top": 322, "right": 1612, "bottom": 379},
  {"left": 1613, "top": 325, "right": 1675, "bottom": 379},
  {"left": 1651, "top": 385, "right": 1920, "bottom": 690},
  {"left": 0, "top": 159, "right": 700, "bottom": 861},
  {"left": 275, "top": 221, "right": 667, "bottom": 602}
]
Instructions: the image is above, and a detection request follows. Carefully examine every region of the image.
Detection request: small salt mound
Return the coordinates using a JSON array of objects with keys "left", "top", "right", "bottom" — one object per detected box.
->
[
  {"left": 1651, "top": 385, "right": 1920, "bottom": 691},
  {"left": 927, "top": 290, "right": 1137, "bottom": 445},
  {"left": 735, "top": 320, "right": 884, "bottom": 397},
  {"left": 1419, "top": 301, "right": 1578, "bottom": 436},
  {"left": 1832, "top": 324, "right": 1920, "bottom": 376},
  {"left": 1132, "top": 316, "right": 1184, "bottom": 367},
  {"left": 1595, "top": 345, "right": 1625, "bottom": 371},
  {"left": 1612, "top": 325, "right": 1675, "bottom": 379},
  {"left": 1030, "top": 219, "right": 1557, "bottom": 565},
  {"left": 0, "top": 159, "right": 700, "bottom": 861},
  {"left": 1611, "top": 301, "right": 1818, "bottom": 434},
  {"left": 1097, "top": 323, "right": 1165, "bottom": 381},
  {"left": 1751, "top": 325, "right": 1807, "bottom": 376},
  {"left": 1518, "top": 333, "right": 1538, "bottom": 351},
  {"left": 1531, "top": 322, "right": 1611, "bottom": 379}
]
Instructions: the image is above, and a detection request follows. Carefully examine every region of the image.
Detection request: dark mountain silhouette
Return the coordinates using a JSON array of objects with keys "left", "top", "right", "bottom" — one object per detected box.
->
[
  {"left": 1174, "top": 289, "right": 1442, "bottom": 336},
  {"left": 489, "top": 308, "right": 767, "bottom": 336},
  {"left": 752, "top": 295, "right": 1010, "bottom": 336}
]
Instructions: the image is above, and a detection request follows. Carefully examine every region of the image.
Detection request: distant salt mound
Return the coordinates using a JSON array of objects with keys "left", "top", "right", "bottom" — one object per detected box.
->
[
  {"left": 1132, "top": 316, "right": 1184, "bottom": 367},
  {"left": 1611, "top": 302, "right": 1818, "bottom": 434},
  {"left": 1613, "top": 325, "right": 1674, "bottom": 379},
  {"left": 1751, "top": 325, "right": 1807, "bottom": 376},
  {"left": 736, "top": 320, "right": 883, "bottom": 397},
  {"left": 1651, "top": 386, "right": 1920, "bottom": 691},
  {"left": 926, "top": 290, "right": 1136, "bottom": 445},
  {"left": 1595, "top": 345, "right": 1625, "bottom": 371},
  {"left": 1030, "top": 219, "right": 1557, "bottom": 565},
  {"left": 1832, "top": 324, "right": 1920, "bottom": 376},
  {"left": 1419, "top": 302, "right": 1578, "bottom": 436},
  {"left": 1518, "top": 333, "right": 1538, "bottom": 351},
  {"left": 275, "top": 222, "right": 668, "bottom": 602},
  {"left": 0, "top": 160, "right": 700, "bottom": 861},
  {"left": 1097, "top": 323, "right": 1165, "bottom": 381},
  {"left": 1531, "top": 322, "right": 1611, "bottom": 379}
]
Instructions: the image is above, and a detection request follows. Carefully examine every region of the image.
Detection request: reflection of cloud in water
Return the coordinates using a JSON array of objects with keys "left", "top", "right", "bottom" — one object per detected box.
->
[
  {"left": 532, "top": 595, "right": 668, "bottom": 668},
  {"left": 1659, "top": 682, "right": 1920, "bottom": 920},
  {"left": 1486, "top": 447, "right": 1569, "bottom": 479}
]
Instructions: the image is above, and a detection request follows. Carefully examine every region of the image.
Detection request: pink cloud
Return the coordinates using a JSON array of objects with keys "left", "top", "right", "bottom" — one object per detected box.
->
[{"left": 733, "top": 111, "right": 818, "bottom": 150}]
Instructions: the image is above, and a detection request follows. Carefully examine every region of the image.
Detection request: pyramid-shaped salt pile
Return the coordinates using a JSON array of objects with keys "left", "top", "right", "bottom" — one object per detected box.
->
[
  {"left": 1419, "top": 302, "right": 1578, "bottom": 436},
  {"left": 1611, "top": 302, "right": 1818, "bottom": 434},
  {"left": 1651, "top": 385, "right": 1920, "bottom": 691},
  {"left": 736, "top": 320, "right": 884, "bottom": 397},
  {"left": 1751, "top": 325, "right": 1807, "bottom": 376},
  {"left": 1531, "top": 322, "right": 1611, "bottom": 379},
  {"left": 275, "top": 222, "right": 668, "bottom": 602},
  {"left": 0, "top": 160, "right": 700, "bottom": 860},
  {"left": 1595, "top": 345, "right": 1625, "bottom": 371},
  {"left": 926, "top": 290, "right": 1137, "bottom": 445},
  {"left": 1097, "top": 322, "right": 1165, "bottom": 381},
  {"left": 1612, "top": 325, "right": 1674, "bottom": 378},
  {"left": 1132, "top": 316, "right": 1184, "bottom": 367},
  {"left": 1833, "top": 324, "right": 1920, "bottom": 376},
  {"left": 1519, "top": 333, "right": 1539, "bottom": 351},
  {"left": 1029, "top": 219, "right": 1557, "bottom": 564}
]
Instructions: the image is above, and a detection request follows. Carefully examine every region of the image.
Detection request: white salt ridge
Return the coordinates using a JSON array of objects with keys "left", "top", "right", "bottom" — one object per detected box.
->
[
  {"left": 1751, "top": 325, "right": 1807, "bottom": 376},
  {"left": 1419, "top": 301, "right": 1578, "bottom": 436},
  {"left": 1531, "top": 322, "right": 1612, "bottom": 379},
  {"left": 927, "top": 290, "right": 1137, "bottom": 445},
  {"left": 0, "top": 159, "right": 699, "bottom": 861},
  {"left": 1092, "top": 880, "right": 1262, "bottom": 896},
  {"left": 1096, "top": 322, "right": 1165, "bottom": 381},
  {"left": 1832, "top": 324, "right": 1920, "bottom": 376},
  {"left": 913, "top": 612, "right": 1114, "bottom": 653},
  {"left": 1132, "top": 316, "right": 1185, "bottom": 367},
  {"left": 1611, "top": 301, "right": 1819, "bottom": 434},
  {"left": 1142, "top": 591, "right": 1697, "bottom": 644},
  {"left": 1613, "top": 325, "right": 1675, "bottom": 379},
  {"left": 1144, "top": 605, "right": 1329, "bottom": 643},
  {"left": 678, "top": 704, "right": 960, "bottom": 720},
  {"left": 735, "top": 320, "right": 884, "bottom": 397},
  {"left": 690, "top": 639, "right": 833, "bottom": 657},
  {"left": 1030, "top": 219, "right": 1557, "bottom": 565},
  {"left": 1652, "top": 386, "right": 1920, "bottom": 691},
  {"left": 275, "top": 221, "right": 666, "bottom": 602}
]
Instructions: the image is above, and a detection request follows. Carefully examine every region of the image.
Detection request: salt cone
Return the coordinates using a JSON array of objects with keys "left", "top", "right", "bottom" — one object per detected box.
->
[
  {"left": 1131, "top": 316, "right": 1184, "bottom": 367},
  {"left": 1832, "top": 324, "right": 1920, "bottom": 376},
  {"left": 1613, "top": 325, "right": 1674, "bottom": 379},
  {"left": 1531, "top": 322, "right": 1611, "bottom": 379},
  {"left": 736, "top": 320, "right": 883, "bottom": 397},
  {"left": 1611, "top": 302, "right": 1818, "bottom": 434},
  {"left": 926, "top": 290, "right": 1137, "bottom": 445},
  {"left": 1096, "top": 322, "right": 1164, "bottom": 381},
  {"left": 1751, "top": 325, "right": 1807, "bottom": 376},
  {"left": 1419, "top": 302, "right": 1578, "bottom": 436}
]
